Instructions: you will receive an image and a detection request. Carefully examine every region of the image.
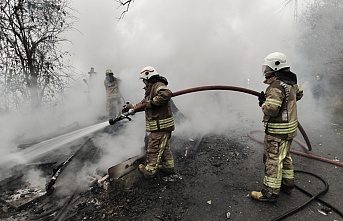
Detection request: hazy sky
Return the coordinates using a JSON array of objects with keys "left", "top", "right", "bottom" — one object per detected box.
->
[
  {"left": 67, "top": 0, "right": 299, "bottom": 93},
  {"left": 63, "top": 0, "right": 306, "bottom": 126}
]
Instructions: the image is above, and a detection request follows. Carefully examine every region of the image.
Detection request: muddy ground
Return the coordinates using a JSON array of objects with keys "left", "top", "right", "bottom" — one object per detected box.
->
[{"left": 1, "top": 114, "right": 343, "bottom": 221}]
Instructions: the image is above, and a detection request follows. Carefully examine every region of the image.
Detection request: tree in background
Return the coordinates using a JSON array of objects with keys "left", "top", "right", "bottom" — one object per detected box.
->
[
  {"left": 115, "top": 0, "right": 134, "bottom": 19},
  {"left": 0, "top": 0, "right": 76, "bottom": 111},
  {"left": 296, "top": 0, "right": 343, "bottom": 111}
]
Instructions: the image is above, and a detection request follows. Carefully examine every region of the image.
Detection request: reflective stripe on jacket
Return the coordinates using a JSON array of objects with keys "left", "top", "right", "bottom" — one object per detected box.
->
[
  {"left": 262, "top": 80, "right": 300, "bottom": 139},
  {"left": 133, "top": 81, "right": 175, "bottom": 132},
  {"left": 146, "top": 116, "right": 174, "bottom": 131},
  {"left": 264, "top": 120, "right": 298, "bottom": 135}
]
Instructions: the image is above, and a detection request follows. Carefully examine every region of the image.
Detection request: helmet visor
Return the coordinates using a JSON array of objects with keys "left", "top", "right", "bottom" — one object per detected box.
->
[
  {"left": 262, "top": 65, "right": 270, "bottom": 74},
  {"left": 262, "top": 65, "right": 274, "bottom": 73},
  {"left": 262, "top": 65, "right": 275, "bottom": 79}
]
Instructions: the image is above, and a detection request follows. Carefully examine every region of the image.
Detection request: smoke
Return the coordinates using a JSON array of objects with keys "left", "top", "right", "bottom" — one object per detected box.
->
[
  {"left": 25, "top": 169, "right": 46, "bottom": 190},
  {"left": 65, "top": 0, "right": 299, "bottom": 136},
  {"left": 1, "top": 0, "right": 333, "bottom": 192},
  {"left": 92, "top": 118, "right": 146, "bottom": 171},
  {"left": 0, "top": 0, "right": 290, "bottom": 171}
]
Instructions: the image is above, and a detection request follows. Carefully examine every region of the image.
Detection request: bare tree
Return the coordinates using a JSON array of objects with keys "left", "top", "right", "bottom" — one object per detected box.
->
[
  {"left": 0, "top": 0, "right": 76, "bottom": 111},
  {"left": 115, "top": 0, "right": 134, "bottom": 20},
  {"left": 297, "top": 0, "right": 343, "bottom": 108}
]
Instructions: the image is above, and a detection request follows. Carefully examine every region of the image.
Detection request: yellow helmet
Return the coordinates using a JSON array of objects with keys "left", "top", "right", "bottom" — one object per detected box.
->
[{"left": 106, "top": 69, "right": 113, "bottom": 74}]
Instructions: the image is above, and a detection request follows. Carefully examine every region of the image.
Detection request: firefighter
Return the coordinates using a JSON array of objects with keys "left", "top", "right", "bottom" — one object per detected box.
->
[
  {"left": 312, "top": 74, "right": 324, "bottom": 109},
  {"left": 251, "top": 52, "right": 303, "bottom": 202},
  {"left": 122, "top": 66, "right": 175, "bottom": 178},
  {"left": 104, "top": 69, "right": 122, "bottom": 118}
]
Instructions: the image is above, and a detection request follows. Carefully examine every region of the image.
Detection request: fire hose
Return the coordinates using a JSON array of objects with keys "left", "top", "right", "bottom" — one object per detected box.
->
[
  {"left": 109, "top": 85, "right": 343, "bottom": 167},
  {"left": 247, "top": 131, "right": 343, "bottom": 220},
  {"left": 115, "top": 85, "right": 312, "bottom": 149},
  {"left": 109, "top": 85, "right": 343, "bottom": 219},
  {"left": 172, "top": 86, "right": 312, "bottom": 150}
]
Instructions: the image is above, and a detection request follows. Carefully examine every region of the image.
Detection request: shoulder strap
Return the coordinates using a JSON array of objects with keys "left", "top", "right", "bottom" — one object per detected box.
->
[{"left": 279, "top": 81, "right": 289, "bottom": 121}]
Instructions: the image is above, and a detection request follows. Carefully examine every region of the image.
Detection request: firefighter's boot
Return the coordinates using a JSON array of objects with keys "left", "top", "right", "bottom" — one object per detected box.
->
[
  {"left": 138, "top": 164, "right": 155, "bottom": 178},
  {"left": 251, "top": 189, "right": 278, "bottom": 203},
  {"left": 158, "top": 164, "right": 175, "bottom": 175},
  {"left": 280, "top": 184, "right": 293, "bottom": 195},
  {"left": 161, "top": 167, "right": 175, "bottom": 175}
]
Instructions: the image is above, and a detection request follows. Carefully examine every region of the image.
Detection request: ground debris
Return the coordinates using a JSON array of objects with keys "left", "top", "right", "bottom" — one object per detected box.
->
[{"left": 2, "top": 127, "right": 343, "bottom": 221}]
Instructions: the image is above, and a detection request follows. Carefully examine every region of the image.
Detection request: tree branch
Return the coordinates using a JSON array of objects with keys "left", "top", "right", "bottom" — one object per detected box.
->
[{"left": 115, "top": 0, "right": 133, "bottom": 20}]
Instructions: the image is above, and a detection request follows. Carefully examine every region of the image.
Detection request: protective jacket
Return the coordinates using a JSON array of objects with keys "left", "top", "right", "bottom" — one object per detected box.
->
[
  {"left": 104, "top": 76, "right": 121, "bottom": 99},
  {"left": 130, "top": 78, "right": 175, "bottom": 132},
  {"left": 262, "top": 69, "right": 303, "bottom": 140}
]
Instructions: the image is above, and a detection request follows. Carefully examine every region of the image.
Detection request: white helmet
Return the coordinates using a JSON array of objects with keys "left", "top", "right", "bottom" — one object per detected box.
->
[
  {"left": 262, "top": 52, "right": 289, "bottom": 73},
  {"left": 140, "top": 66, "right": 159, "bottom": 80}
]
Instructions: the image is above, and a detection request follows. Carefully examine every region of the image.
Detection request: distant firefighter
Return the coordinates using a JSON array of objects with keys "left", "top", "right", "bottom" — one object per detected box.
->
[
  {"left": 311, "top": 74, "right": 324, "bottom": 108},
  {"left": 104, "top": 69, "right": 122, "bottom": 118}
]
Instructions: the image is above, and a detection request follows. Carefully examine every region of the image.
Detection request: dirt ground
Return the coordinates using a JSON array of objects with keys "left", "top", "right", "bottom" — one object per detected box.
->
[{"left": 1, "top": 114, "right": 343, "bottom": 221}]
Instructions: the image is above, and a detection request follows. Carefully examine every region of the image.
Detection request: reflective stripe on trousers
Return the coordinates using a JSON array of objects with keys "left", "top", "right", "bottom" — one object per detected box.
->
[
  {"left": 263, "top": 135, "right": 294, "bottom": 194},
  {"left": 145, "top": 131, "right": 174, "bottom": 174}
]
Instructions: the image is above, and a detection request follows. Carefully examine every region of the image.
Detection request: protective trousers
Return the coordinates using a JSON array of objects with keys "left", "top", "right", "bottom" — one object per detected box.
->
[
  {"left": 263, "top": 134, "right": 294, "bottom": 195},
  {"left": 106, "top": 96, "right": 121, "bottom": 118},
  {"left": 145, "top": 131, "right": 174, "bottom": 175}
]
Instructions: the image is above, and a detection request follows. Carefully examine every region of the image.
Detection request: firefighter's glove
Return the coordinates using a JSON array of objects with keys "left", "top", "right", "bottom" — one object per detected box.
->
[
  {"left": 258, "top": 91, "right": 266, "bottom": 107},
  {"left": 109, "top": 118, "right": 115, "bottom": 125},
  {"left": 296, "top": 86, "right": 303, "bottom": 101},
  {"left": 127, "top": 109, "right": 135, "bottom": 115},
  {"left": 122, "top": 103, "right": 133, "bottom": 113}
]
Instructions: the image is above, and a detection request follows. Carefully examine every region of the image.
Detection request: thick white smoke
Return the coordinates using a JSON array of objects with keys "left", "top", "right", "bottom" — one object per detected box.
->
[{"left": 1, "top": 0, "right": 321, "bottom": 186}]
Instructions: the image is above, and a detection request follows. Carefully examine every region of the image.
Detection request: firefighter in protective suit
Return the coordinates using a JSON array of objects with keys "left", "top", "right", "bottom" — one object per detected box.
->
[
  {"left": 251, "top": 52, "right": 303, "bottom": 202},
  {"left": 122, "top": 66, "right": 175, "bottom": 178},
  {"left": 104, "top": 69, "right": 122, "bottom": 118}
]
